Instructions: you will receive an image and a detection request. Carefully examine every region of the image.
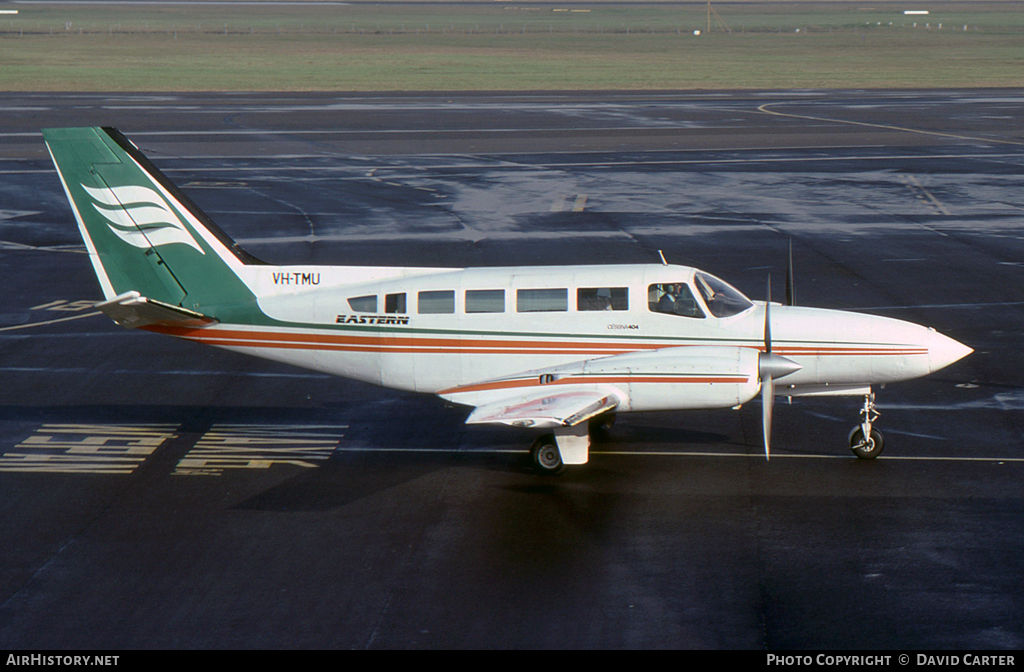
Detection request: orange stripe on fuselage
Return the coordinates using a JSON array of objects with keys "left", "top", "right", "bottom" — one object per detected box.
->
[
  {"left": 141, "top": 325, "right": 927, "bottom": 358},
  {"left": 144, "top": 325, "right": 642, "bottom": 353},
  {"left": 436, "top": 374, "right": 752, "bottom": 396}
]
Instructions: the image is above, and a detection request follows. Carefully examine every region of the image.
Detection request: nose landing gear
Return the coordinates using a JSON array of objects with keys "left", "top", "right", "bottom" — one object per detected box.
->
[{"left": 849, "top": 392, "right": 884, "bottom": 459}]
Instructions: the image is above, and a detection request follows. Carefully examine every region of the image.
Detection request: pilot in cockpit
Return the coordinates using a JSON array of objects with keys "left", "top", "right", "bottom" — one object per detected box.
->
[
  {"left": 650, "top": 282, "right": 703, "bottom": 318},
  {"left": 656, "top": 284, "right": 680, "bottom": 313}
]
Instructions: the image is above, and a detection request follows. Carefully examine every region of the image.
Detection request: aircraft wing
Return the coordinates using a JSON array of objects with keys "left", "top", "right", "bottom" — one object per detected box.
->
[
  {"left": 464, "top": 388, "right": 621, "bottom": 429},
  {"left": 440, "top": 345, "right": 765, "bottom": 427}
]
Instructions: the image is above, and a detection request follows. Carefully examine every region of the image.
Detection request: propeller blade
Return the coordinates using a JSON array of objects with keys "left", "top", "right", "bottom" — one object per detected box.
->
[
  {"left": 762, "top": 273, "right": 773, "bottom": 460},
  {"left": 785, "top": 239, "right": 795, "bottom": 307},
  {"left": 762, "top": 372, "right": 774, "bottom": 461}
]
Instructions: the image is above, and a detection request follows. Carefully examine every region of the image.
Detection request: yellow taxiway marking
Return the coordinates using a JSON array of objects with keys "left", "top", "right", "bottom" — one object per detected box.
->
[
  {"left": 174, "top": 424, "right": 347, "bottom": 476},
  {"left": 757, "top": 103, "right": 1024, "bottom": 147},
  {"left": 899, "top": 174, "right": 952, "bottom": 216},
  {"left": 0, "top": 424, "right": 179, "bottom": 474},
  {"left": 552, "top": 194, "right": 587, "bottom": 212},
  {"left": 31, "top": 299, "right": 97, "bottom": 312}
]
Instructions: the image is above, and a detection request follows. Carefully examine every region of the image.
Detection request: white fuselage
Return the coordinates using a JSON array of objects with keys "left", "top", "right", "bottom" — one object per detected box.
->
[{"left": 150, "top": 263, "right": 970, "bottom": 413}]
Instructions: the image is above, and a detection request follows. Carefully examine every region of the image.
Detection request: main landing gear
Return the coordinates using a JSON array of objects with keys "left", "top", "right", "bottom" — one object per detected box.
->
[
  {"left": 530, "top": 434, "right": 565, "bottom": 475},
  {"left": 849, "top": 392, "right": 884, "bottom": 459},
  {"left": 529, "top": 413, "right": 615, "bottom": 475}
]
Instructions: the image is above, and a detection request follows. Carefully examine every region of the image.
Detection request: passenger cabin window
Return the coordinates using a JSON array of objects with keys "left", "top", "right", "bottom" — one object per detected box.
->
[
  {"left": 385, "top": 292, "right": 406, "bottom": 314},
  {"left": 578, "top": 287, "right": 628, "bottom": 311},
  {"left": 465, "top": 289, "right": 505, "bottom": 314},
  {"left": 517, "top": 288, "right": 568, "bottom": 313},
  {"left": 694, "top": 272, "right": 753, "bottom": 318},
  {"left": 348, "top": 295, "right": 377, "bottom": 313},
  {"left": 648, "top": 283, "right": 704, "bottom": 318},
  {"left": 418, "top": 290, "right": 455, "bottom": 314}
]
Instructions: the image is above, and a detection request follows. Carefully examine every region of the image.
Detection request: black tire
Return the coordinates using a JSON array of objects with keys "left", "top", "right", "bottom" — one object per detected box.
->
[
  {"left": 531, "top": 434, "right": 565, "bottom": 475},
  {"left": 849, "top": 427, "right": 884, "bottom": 459}
]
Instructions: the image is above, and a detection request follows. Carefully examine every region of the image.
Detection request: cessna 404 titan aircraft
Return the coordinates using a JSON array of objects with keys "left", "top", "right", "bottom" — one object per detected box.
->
[{"left": 43, "top": 127, "right": 972, "bottom": 473}]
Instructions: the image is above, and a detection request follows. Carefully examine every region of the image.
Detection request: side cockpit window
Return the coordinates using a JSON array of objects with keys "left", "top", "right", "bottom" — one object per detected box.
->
[{"left": 648, "top": 283, "right": 704, "bottom": 318}]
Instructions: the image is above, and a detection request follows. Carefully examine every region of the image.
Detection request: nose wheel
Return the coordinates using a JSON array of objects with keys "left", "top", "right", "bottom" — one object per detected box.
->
[{"left": 849, "top": 392, "right": 884, "bottom": 459}]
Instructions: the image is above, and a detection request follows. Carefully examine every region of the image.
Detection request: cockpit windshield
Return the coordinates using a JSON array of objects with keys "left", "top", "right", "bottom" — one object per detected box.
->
[{"left": 694, "top": 272, "right": 754, "bottom": 318}]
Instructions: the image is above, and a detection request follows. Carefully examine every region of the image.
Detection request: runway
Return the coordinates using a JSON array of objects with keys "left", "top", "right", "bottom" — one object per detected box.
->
[{"left": 0, "top": 90, "right": 1022, "bottom": 649}]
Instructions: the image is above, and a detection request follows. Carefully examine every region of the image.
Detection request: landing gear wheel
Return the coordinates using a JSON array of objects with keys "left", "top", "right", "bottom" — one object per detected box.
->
[
  {"left": 849, "top": 427, "right": 884, "bottom": 459},
  {"left": 531, "top": 434, "right": 565, "bottom": 475}
]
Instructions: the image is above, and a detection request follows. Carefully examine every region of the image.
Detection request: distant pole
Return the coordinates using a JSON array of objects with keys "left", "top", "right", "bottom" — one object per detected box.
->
[{"left": 704, "top": 1, "right": 731, "bottom": 34}]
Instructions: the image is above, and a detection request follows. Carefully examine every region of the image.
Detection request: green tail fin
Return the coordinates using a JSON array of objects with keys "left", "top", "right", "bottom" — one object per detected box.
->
[{"left": 42, "top": 127, "right": 262, "bottom": 317}]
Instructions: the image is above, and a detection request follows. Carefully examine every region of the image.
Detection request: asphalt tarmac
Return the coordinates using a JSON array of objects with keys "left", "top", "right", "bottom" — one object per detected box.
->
[{"left": 0, "top": 90, "right": 1021, "bottom": 649}]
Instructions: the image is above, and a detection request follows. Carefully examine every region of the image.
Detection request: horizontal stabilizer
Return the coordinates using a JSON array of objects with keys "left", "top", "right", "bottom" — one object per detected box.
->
[
  {"left": 466, "top": 389, "right": 619, "bottom": 429},
  {"left": 96, "top": 291, "right": 217, "bottom": 329}
]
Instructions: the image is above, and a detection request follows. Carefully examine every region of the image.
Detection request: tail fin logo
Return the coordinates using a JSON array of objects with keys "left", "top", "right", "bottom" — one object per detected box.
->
[{"left": 81, "top": 183, "right": 206, "bottom": 255}]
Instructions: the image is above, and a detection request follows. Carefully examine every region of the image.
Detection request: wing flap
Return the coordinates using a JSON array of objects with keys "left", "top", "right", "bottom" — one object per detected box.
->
[
  {"left": 465, "top": 388, "right": 619, "bottom": 429},
  {"left": 781, "top": 383, "right": 872, "bottom": 397},
  {"left": 96, "top": 291, "right": 217, "bottom": 329}
]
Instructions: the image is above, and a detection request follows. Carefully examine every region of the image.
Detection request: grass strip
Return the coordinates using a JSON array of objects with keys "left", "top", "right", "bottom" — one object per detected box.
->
[{"left": 2, "top": 3, "right": 1022, "bottom": 90}]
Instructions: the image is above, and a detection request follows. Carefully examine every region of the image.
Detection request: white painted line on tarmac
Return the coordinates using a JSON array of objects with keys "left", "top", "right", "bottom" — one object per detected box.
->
[
  {"left": 757, "top": 102, "right": 1024, "bottom": 147},
  {"left": 0, "top": 366, "right": 332, "bottom": 378},
  {"left": 330, "top": 447, "right": 1024, "bottom": 463},
  {"left": 133, "top": 152, "right": 1024, "bottom": 173},
  {"left": 0, "top": 311, "right": 102, "bottom": 332},
  {"left": 596, "top": 451, "right": 1024, "bottom": 463},
  {"left": 0, "top": 126, "right": 766, "bottom": 139},
  {"left": 854, "top": 301, "right": 1024, "bottom": 311}
]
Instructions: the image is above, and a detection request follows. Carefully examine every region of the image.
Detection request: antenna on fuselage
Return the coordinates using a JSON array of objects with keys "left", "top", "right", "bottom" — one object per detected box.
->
[
  {"left": 657, "top": 250, "right": 668, "bottom": 266},
  {"left": 785, "top": 238, "right": 795, "bottom": 306}
]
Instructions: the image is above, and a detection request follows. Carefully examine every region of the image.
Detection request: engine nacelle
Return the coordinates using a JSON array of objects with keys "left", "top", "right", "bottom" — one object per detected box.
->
[{"left": 580, "top": 346, "right": 761, "bottom": 413}]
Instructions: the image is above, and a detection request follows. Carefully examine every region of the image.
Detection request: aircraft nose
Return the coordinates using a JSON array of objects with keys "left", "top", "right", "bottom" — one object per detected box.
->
[{"left": 926, "top": 329, "right": 973, "bottom": 373}]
